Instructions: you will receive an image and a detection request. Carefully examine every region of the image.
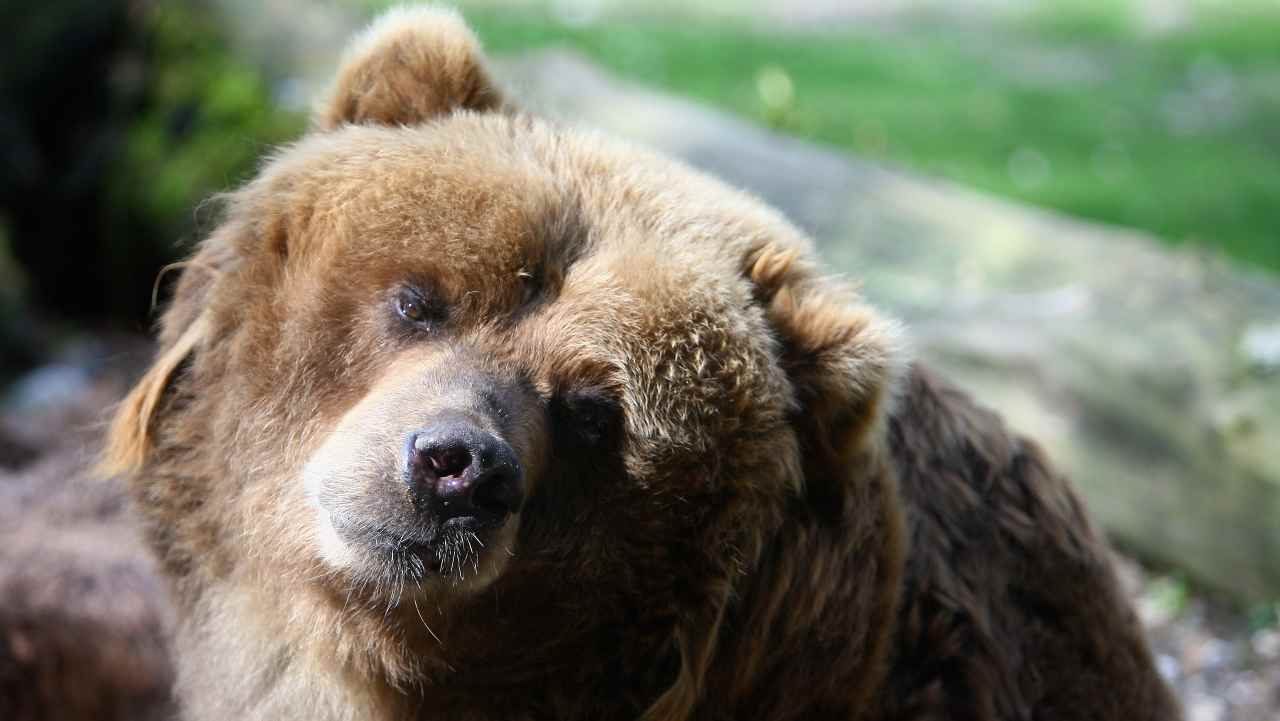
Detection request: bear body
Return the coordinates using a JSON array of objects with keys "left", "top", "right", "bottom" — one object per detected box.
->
[{"left": 104, "top": 7, "right": 1180, "bottom": 721}]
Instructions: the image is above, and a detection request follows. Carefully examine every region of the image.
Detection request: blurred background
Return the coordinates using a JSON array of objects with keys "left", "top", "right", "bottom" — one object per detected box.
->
[{"left": 1, "top": 1, "right": 1278, "bottom": 719}]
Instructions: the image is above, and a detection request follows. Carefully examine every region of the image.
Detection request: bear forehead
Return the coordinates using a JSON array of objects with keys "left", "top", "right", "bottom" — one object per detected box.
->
[
  {"left": 244, "top": 113, "right": 807, "bottom": 289},
  {"left": 226, "top": 114, "right": 793, "bottom": 400}
]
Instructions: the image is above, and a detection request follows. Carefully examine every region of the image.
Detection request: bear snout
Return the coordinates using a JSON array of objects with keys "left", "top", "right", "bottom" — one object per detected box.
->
[{"left": 404, "top": 418, "right": 525, "bottom": 529}]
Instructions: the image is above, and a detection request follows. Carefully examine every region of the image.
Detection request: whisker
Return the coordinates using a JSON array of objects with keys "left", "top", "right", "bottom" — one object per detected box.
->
[{"left": 413, "top": 598, "right": 444, "bottom": 647}]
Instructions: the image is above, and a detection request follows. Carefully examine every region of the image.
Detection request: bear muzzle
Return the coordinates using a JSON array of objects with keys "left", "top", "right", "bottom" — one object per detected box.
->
[{"left": 404, "top": 416, "right": 526, "bottom": 531}]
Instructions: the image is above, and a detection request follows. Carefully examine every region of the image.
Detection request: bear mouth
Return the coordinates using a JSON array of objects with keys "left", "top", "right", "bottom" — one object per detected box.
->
[{"left": 334, "top": 516, "right": 501, "bottom": 582}]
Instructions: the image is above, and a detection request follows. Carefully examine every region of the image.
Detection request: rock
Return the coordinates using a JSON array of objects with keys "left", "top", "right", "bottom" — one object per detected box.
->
[
  {"left": 0, "top": 340, "right": 172, "bottom": 721},
  {"left": 1241, "top": 323, "right": 1280, "bottom": 373},
  {"left": 498, "top": 51, "right": 1280, "bottom": 601}
]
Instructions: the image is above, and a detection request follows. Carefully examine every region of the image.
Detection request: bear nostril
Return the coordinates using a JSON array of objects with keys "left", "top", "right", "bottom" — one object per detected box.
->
[
  {"left": 426, "top": 444, "right": 470, "bottom": 479},
  {"left": 471, "top": 467, "right": 524, "bottom": 518}
]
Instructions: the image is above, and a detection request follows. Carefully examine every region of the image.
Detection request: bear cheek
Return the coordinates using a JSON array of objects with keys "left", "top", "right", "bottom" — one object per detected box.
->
[{"left": 300, "top": 427, "right": 381, "bottom": 570}]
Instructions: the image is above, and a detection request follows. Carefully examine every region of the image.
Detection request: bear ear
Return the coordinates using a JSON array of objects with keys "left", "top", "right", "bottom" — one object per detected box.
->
[
  {"left": 646, "top": 248, "right": 907, "bottom": 720},
  {"left": 314, "top": 6, "right": 506, "bottom": 130},
  {"left": 100, "top": 312, "right": 207, "bottom": 477},
  {"left": 745, "top": 244, "right": 903, "bottom": 481},
  {"left": 99, "top": 238, "right": 232, "bottom": 477}
]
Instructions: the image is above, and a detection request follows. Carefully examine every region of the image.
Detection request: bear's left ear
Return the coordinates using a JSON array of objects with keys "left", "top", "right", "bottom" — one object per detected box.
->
[
  {"left": 314, "top": 6, "right": 505, "bottom": 130},
  {"left": 746, "top": 244, "right": 904, "bottom": 486},
  {"left": 643, "top": 246, "right": 905, "bottom": 721}
]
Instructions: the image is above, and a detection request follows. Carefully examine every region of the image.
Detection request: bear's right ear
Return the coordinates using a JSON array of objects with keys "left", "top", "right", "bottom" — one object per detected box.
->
[
  {"left": 314, "top": 6, "right": 505, "bottom": 130},
  {"left": 99, "top": 238, "right": 232, "bottom": 477},
  {"left": 100, "top": 312, "right": 207, "bottom": 477}
]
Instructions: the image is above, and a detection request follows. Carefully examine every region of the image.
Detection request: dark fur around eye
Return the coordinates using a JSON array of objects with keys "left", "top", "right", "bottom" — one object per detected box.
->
[
  {"left": 552, "top": 389, "right": 623, "bottom": 448},
  {"left": 392, "top": 286, "right": 444, "bottom": 331}
]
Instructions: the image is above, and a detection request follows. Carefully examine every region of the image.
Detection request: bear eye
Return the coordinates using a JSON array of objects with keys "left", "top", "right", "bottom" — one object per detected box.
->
[
  {"left": 554, "top": 389, "right": 623, "bottom": 447},
  {"left": 394, "top": 287, "right": 434, "bottom": 326}
]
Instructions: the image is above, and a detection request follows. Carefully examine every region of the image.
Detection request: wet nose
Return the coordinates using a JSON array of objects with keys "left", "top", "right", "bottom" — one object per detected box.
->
[{"left": 405, "top": 421, "right": 525, "bottom": 526}]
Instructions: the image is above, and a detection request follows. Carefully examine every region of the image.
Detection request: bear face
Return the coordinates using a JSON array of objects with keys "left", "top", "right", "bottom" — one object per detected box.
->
[
  {"left": 103, "top": 8, "right": 903, "bottom": 719},
  {"left": 241, "top": 119, "right": 807, "bottom": 596}
]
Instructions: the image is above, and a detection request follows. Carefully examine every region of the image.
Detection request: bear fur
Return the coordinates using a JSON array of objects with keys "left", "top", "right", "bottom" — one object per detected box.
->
[{"left": 103, "top": 7, "right": 1181, "bottom": 721}]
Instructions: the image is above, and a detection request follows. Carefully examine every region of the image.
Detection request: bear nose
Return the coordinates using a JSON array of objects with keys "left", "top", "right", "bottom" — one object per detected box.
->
[{"left": 405, "top": 421, "right": 525, "bottom": 526}]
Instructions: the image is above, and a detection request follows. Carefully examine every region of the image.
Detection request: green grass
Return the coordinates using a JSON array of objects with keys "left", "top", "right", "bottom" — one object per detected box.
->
[{"left": 442, "top": 4, "right": 1280, "bottom": 273}]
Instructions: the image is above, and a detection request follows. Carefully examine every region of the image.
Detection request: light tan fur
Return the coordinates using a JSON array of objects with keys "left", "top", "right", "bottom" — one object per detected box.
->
[{"left": 101, "top": 312, "right": 208, "bottom": 477}]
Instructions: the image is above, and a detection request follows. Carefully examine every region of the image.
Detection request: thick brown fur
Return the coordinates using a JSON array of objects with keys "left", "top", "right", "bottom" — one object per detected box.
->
[
  {"left": 104, "top": 7, "right": 1180, "bottom": 721},
  {"left": 873, "top": 368, "right": 1180, "bottom": 720}
]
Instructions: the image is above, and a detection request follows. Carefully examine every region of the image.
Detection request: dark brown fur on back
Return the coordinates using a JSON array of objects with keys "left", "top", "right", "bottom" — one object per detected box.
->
[{"left": 876, "top": 367, "right": 1179, "bottom": 720}]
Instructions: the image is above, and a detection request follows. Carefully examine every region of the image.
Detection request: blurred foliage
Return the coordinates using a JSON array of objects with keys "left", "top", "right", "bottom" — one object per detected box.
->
[
  {"left": 1147, "top": 574, "right": 1192, "bottom": 621},
  {"left": 1249, "top": 601, "right": 1280, "bottom": 633},
  {"left": 2, "top": 0, "right": 141, "bottom": 375},
  {"left": 0, "top": 219, "right": 24, "bottom": 376},
  {"left": 0, "top": 0, "right": 300, "bottom": 380},
  {"left": 0, "top": 0, "right": 299, "bottom": 384},
  {"left": 439, "top": 2, "right": 1280, "bottom": 273},
  {"left": 113, "top": 2, "right": 301, "bottom": 239},
  {"left": 2, "top": 0, "right": 1276, "bottom": 374}
]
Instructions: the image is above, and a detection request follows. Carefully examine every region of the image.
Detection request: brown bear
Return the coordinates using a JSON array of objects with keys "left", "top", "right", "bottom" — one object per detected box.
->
[{"left": 103, "top": 7, "right": 1181, "bottom": 721}]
